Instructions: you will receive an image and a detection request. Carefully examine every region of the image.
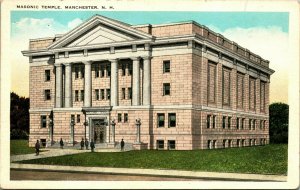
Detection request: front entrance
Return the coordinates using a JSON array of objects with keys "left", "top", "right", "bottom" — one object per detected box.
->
[{"left": 92, "top": 119, "right": 106, "bottom": 144}]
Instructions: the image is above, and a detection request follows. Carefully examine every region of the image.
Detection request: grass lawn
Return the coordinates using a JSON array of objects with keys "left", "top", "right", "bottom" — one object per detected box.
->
[
  {"left": 10, "top": 140, "right": 46, "bottom": 155},
  {"left": 17, "top": 144, "right": 287, "bottom": 175}
]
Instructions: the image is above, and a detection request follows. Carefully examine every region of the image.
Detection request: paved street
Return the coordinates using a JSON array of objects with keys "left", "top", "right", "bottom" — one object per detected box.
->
[{"left": 10, "top": 169, "right": 201, "bottom": 181}]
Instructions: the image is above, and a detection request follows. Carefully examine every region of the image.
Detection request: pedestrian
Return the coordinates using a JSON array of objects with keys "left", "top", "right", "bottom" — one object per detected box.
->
[
  {"left": 121, "top": 139, "right": 125, "bottom": 151},
  {"left": 80, "top": 138, "right": 84, "bottom": 150},
  {"left": 60, "top": 138, "right": 64, "bottom": 149},
  {"left": 85, "top": 139, "right": 89, "bottom": 150},
  {"left": 90, "top": 140, "right": 95, "bottom": 152},
  {"left": 35, "top": 140, "right": 40, "bottom": 156}
]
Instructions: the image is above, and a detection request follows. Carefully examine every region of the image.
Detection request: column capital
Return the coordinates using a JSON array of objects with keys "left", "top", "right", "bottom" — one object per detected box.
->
[
  {"left": 109, "top": 59, "right": 119, "bottom": 63},
  {"left": 142, "top": 56, "right": 152, "bottom": 60},
  {"left": 83, "top": 60, "right": 93, "bottom": 65},
  {"left": 131, "top": 57, "right": 140, "bottom": 61},
  {"left": 64, "top": 62, "right": 72, "bottom": 66}
]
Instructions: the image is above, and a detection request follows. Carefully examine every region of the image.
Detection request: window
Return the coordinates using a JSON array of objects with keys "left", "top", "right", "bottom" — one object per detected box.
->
[
  {"left": 223, "top": 139, "right": 226, "bottom": 148},
  {"left": 44, "top": 89, "right": 51, "bottom": 100},
  {"left": 157, "top": 140, "right": 164, "bottom": 150},
  {"left": 106, "top": 65, "right": 111, "bottom": 77},
  {"left": 208, "top": 62, "right": 217, "bottom": 103},
  {"left": 168, "top": 140, "right": 176, "bottom": 150},
  {"left": 122, "top": 88, "right": 126, "bottom": 99},
  {"left": 100, "top": 89, "right": 105, "bottom": 100},
  {"left": 236, "top": 73, "right": 244, "bottom": 108},
  {"left": 128, "top": 88, "right": 132, "bottom": 99},
  {"left": 260, "top": 81, "right": 266, "bottom": 112},
  {"left": 213, "top": 140, "right": 217, "bottom": 149},
  {"left": 237, "top": 139, "right": 241, "bottom": 147},
  {"left": 45, "top": 70, "right": 51, "bottom": 81},
  {"left": 95, "top": 66, "right": 100, "bottom": 78},
  {"left": 75, "top": 66, "right": 79, "bottom": 79},
  {"left": 163, "top": 83, "right": 170, "bottom": 96},
  {"left": 206, "top": 115, "right": 211, "bottom": 128},
  {"left": 228, "top": 139, "right": 232, "bottom": 148},
  {"left": 222, "top": 116, "right": 226, "bottom": 129},
  {"left": 237, "top": 118, "right": 240, "bottom": 129},
  {"left": 163, "top": 60, "right": 170, "bottom": 73},
  {"left": 249, "top": 77, "right": 256, "bottom": 110},
  {"left": 124, "top": 113, "right": 128, "bottom": 123},
  {"left": 100, "top": 66, "right": 105, "bottom": 77},
  {"left": 118, "top": 113, "right": 122, "bottom": 122},
  {"left": 71, "top": 114, "right": 75, "bottom": 124},
  {"left": 260, "top": 120, "right": 263, "bottom": 129},
  {"left": 106, "top": 89, "right": 110, "bottom": 100},
  {"left": 212, "top": 115, "right": 216, "bottom": 129},
  {"left": 95, "top": 89, "right": 99, "bottom": 100},
  {"left": 249, "top": 119, "right": 252, "bottom": 130},
  {"left": 207, "top": 140, "right": 211, "bottom": 149},
  {"left": 128, "top": 64, "right": 132, "bottom": 75},
  {"left": 253, "top": 120, "right": 256, "bottom": 130},
  {"left": 157, "top": 113, "right": 165, "bottom": 127},
  {"left": 254, "top": 139, "right": 257, "bottom": 145},
  {"left": 40, "top": 139, "right": 46, "bottom": 147},
  {"left": 241, "top": 118, "right": 245, "bottom": 129},
  {"left": 228, "top": 117, "right": 231, "bottom": 129},
  {"left": 168, "top": 113, "right": 176, "bottom": 127},
  {"left": 263, "top": 120, "right": 266, "bottom": 130},
  {"left": 80, "top": 90, "right": 84, "bottom": 101},
  {"left": 75, "top": 90, "right": 79, "bottom": 101},
  {"left": 77, "top": 114, "right": 80, "bottom": 123},
  {"left": 81, "top": 66, "right": 85, "bottom": 78},
  {"left": 122, "top": 63, "right": 126, "bottom": 76},
  {"left": 249, "top": 139, "right": 252, "bottom": 146},
  {"left": 222, "top": 67, "right": 231, "bottom": 106},
  {"left": 242, "top": 139, "right": 245, "bottom": 147},
  {"left": 41, "top": 115, "right": 47, "bottom": 128}
]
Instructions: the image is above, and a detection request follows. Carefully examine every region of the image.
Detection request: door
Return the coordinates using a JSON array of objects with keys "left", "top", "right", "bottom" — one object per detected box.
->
[{"left": 93, "top": 119, "right": 106, "bottom": 144}]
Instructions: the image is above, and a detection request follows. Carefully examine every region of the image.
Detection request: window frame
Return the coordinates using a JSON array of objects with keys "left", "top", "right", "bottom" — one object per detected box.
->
[
  {"left": 157, "top": 140, "right": 164, "bottom": 150},
  {"left": 95, "top": 89, "right": 99, "bottom": 100},
  {"left": 157, "top": 113, "right": 165, "bottom": 128},
  {"left": 77, "top": 114, "right": 80, "bottom": 123},
  {"left": 118, "top": 113, "right": 122, "bottom": 123},
  {"left": 44, "top": 89, "right": 51, "bottom": 100},
  {"left": 163, "top": 83, "right": 170, "bottom": 96},
  {"left": 124, "top": 113, "right": 128, "bottom": 123},
  {"left": 168, "top": 140, "right": 176, "bottom": 150},
  {"left": 41, "top": 115, "right": 47, "bottom": 128},
  {"left": 168, "top": 113, "right": 176, "bottom": 128},
  {"left": 80, "top": 90, "right": 84, "bottom": 101},
  {"left": 163, "top": 60, "right": 170, "bottom": 73},
  {"left": 45, "top": 70, "right": 51, "bottom": 81},
  {"left": 106, "top": 89, "right": 110, "bottom": 100}
]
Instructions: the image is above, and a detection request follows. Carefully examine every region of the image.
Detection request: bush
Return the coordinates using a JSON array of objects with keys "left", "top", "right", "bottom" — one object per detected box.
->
[{"left": 10, "top": 129, "right": 29, "bottom": 140}]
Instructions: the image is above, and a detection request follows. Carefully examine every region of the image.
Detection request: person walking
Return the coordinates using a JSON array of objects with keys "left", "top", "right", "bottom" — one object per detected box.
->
[
  {"left": 80, "top": 138, "right": 84, "bottom": 150},
  {"left": 35, "top": 140, "right": 40, "bottom": 156},
  {"left": 85, "top": 139, "right": 89, "bottom": 150},
  {"left": 90, "top": 140, "right": 95, "bottom": 152},
  {"left": 60, "top": 138, "right": 64, "bottom": 149},
  {"left": 121, "top": 139, "right": 125, "bottom": 151}
]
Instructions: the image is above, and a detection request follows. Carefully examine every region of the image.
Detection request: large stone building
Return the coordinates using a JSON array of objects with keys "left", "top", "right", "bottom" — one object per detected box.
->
[{"left": 22, "top": 15, "right": 274, "bottom": 150}]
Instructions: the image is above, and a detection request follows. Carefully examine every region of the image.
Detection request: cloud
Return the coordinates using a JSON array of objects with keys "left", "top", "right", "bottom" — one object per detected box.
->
[{"left": 67, "top": 18, "right": 83, "bottom": 29}]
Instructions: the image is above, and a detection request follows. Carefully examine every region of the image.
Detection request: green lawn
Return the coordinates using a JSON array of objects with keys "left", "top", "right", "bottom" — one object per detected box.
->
[
  {"left": 17, "top": 144, "right": 287, "bottom": 175},
  {"left": 10, "top": 140, "right": 46, "bottom": 155}
]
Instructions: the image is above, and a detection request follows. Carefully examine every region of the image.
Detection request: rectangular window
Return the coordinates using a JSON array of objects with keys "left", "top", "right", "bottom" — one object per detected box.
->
[
  {"left": 237, "top": 118, "right": 240, "bottom": 129},
  {"left": 95, "top": 66, "right": 100, "bottom": 78},
  {"left": 45, "top": 70, "right": 51, "bottom": 81},
  {"left": 75, "top": 66, "right": 79, "bottom": 79},
  {"left": 206, "top": 115, "right": 211, "bottom": 129},
  {"left": 223, "top": 139, "right": 226, "bottom": 148},
  {"left": 228, "top": 117, "right": 231, "bottom": 129},
  {"left": 106, "top": 65, "right": 111, "bottom": 77},
  {"left": 208, "top": 62, "right": 217, "bottom": 103},
  {"left": 128, "top": 64, "right": 132, "bottom": 75},
  {"left": 168, "top": 113, "right": 176, "bottom": 127},
  {"left": 100, "top": 89, "right": 105, "bottom": 100},
  {"left": 44, "top": 89, "right": 51, "bottom": 100},
  {"left": 157, "top": 140, "right": 164, "bottom": 150},
  {"left": 242, "top": 139, "right": 245, "bottom": 147},
  {"left": 236, "top": 73, "right": 244, "bottom": 108},
  {"left": 253, "top": 120, "right": 256, "bottom": 130},
  {"left": 237, "top": 139, "right": 241, "bottom": 147},
  {"left": 222, "top": 67, "right": 231, "bottom": 106},
  {"left": 122, "top": 88, "right": 126, "bottom": 99},
  {"left": 163, "top": 83, "right": 170, "bottom": 96},
  {"left": 249, "top": 77, "right": 256, "bottom": 110},
  {"left": 101, "top": 66, "right": 105, "bottom": 77},
  {"left": 75, "top": 90, "right": 79, "bottom": 101},
  {"left": 157, "top": 113, "right": 165, "bottom": 127},
  {"left": 80, "top": 90, "right": 84, "bottom": 101},
  {"left": 163, "top": 60, "right": 170, "bottom": 73},
  {"left": 81, "top": 66, "right": 84, "bottom": 78},
  {"left": 241, "top": 118, "right": 245, "bottom": 129},
  {"left": 124, "top": 113, "right": 128, "bottom": 123},
  {"left": 118, "top": 113, "right": 122, "bottom": 122},
  {"left": 260, "top": 120, "right": 263, "bottom": 129},
  {"left": 77, "top": 114, "right": 80, "bottom": 123},
  {"left": 213, "top": 140, "right": 217, "bottom": 148},
  {"left": 260, "top": 81, "right": 266, "bottom": 112},
  {"left": 95, "top": 89, "right": 99, "bottom": 100},
  {"left": 207, "top": 140, "right": 211, "bottom": 149},
  {"left": 228, "top": 139, "right": 232, "bottom": 148},
  {"left": 122, "top": 63, "right": 126, "bottom": 76},
  {"left": 41, "top": 115, "right": 47, "bottom": 128},
  {"left": 71, "top": 114, "right": 75, "bottom": 123},
  {"left": 212, "top": 115, "right": 216, "bottom": 129},
  {"left": 168, "top": 140, "right": 176, "bottom": 150},
  {"left": 128, "top": 88, "right": 132, "bottom": 99},
  {"left": 249, "top": 119, "right": 252, "bottom": 130},
  {"left": 222, "top": 116, "right": 226, "bottom": 129},
  {"left": 106, "top": 89, "right": 110, "bottom": 100}
]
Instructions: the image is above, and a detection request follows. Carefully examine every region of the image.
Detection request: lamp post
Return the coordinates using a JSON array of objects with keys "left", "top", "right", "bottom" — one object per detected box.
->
[
  {"left": 70, "top": 118, "right": 75, "bottom": 145},
  {"left": 135, "top": 118, "right": 141, "bottom": 143},
  {"left": 48, "top": 118, "right": 53, "bottom": 146},
  {"left": 84, "top": 120, "right": 88, "bottom": 141},
  {"left": 111, "top": 119, "right": 116, "bottom": 144}
]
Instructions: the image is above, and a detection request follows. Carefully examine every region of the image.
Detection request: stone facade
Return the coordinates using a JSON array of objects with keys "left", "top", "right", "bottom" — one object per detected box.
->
[{"left": 23, "top": 15, "right": 274, "bottom": 150}]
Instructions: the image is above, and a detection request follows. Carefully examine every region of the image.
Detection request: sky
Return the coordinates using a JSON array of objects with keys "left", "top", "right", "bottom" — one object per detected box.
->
[{"left": 10, "top": 11, "right": 289, "bottom": 103}]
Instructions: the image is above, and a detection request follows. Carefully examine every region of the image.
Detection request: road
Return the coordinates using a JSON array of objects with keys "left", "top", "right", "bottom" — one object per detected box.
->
[{"left": 10, "top": 169, "right": 204, "bottom": 181}]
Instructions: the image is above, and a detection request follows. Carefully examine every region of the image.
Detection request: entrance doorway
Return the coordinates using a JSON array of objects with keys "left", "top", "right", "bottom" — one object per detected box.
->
[{"left": 92, "top": 119, "right": 106, "bottom": 144}]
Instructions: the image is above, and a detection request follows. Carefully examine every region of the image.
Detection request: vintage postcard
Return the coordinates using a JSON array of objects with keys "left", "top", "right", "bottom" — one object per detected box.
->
[{"left": 0, "top": 0, "right": 299, "bottom": 189}]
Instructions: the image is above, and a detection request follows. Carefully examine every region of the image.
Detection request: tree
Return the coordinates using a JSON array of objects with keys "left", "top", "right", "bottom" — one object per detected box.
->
[
  {"left": 10, "top": 92, "right": 30, "bottom": 139},
  {"left": 269, "top": 102, "right": 289, "bottom": 144}
]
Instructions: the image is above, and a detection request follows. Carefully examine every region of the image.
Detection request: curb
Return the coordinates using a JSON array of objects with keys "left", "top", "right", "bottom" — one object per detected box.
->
[{"left": 10, "top": 163, "right": 287, "bottom": 181}]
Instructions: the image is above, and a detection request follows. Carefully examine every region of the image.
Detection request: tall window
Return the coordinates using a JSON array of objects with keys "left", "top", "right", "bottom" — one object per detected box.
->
[
  {"left": 122, "top": 63, "right": 126, "bottom": 76},
  {"left": 228, "top": 139, "right": 232, "bottom": 148},
  {"left": 128, "top": 63, "right": 132, "bottom": 75},
  {"left": 80, "top": 90, "right": 84, "bottom": 101},
  {"left": 249, "top": 77, "right": 256, "bottom": 110},
  {"left": 106, "top": 89, "right": 110, "bottom": 100},
  {"left": 77, "top": 114, "right": 80, "bottom": 123},
  {"left": 206, "top": 115, "right": 211, "bottom": 129},
  {"left": 95, "top": 89, "right": 99, "bottom": 100},
  {"left": 212, "top": 115, "right": 216, "bottom": 128},
  {"left": 260, "top": 120, "right": 263, "bottom": 129},
  {"left": 208, "top": 62, "right": 217, "bottom": 103},
  {"left": 168, "top": 113, "right": 176, "bottom": 127},
  {"left": 80, "top": 66, "right": 84, "bottom": 78},
  {"left": 95, "top": 66, "right": 100, "bottom": 78},
  {"left": 118, "top": 113, "right": 122, "bottom": 122},
  {"left": 168, "top": 140, "right": 176, "bottom": 150},
  {"left": 222, "top": 67, "right": 231, "bottom": 106},
  {"left": 157, "top": 113, "right": 165, "bottom": 127},
  {"left": 157, "top": 140, "right": 164, "bottom": 150},
  {"left": 260, "top": 81, "right": 266, "bottom": 112},
  {"left": 41, "top": 115, "right": 47, "bottom": 128},
  {"left": 106, "top": 65, "right": 111, "bottom": 77},
  {"left": 128, "top": 88, "right": 132, "bottom": 99},
  {"left": 237, "top": 118, "right": 240, "bottom": 129},
  {"left": 207, "top": 140, "right": 211, "bottom": 149},
  {"left": 236, "top": 73, "right": 244, "bottom": 108},
  {"left": 44, "top": 89, "right": 51, "bottom": 100},
  {"left": 75, "top": 66, "right": 79, "bottom": 79},
  {"left": 213, "top": 140, "right": 217, "bottom": 148},
  {"left": 228, "top": 117, "right": 231, "bottom": 129},
  {"left": 237, "top": 139, "right": 241, "bottom": 147},
  {"left": 100, "top": 89, "right": 105, "bottom": 100},
  {"left": 163, "top": 83, "right": 170, "bottom": 96},
  {"left": 249, "top": 119, "right": 252, "bottom": 130},
  {"left": 124, "top": 113, "right": 128, "bottom": 123},
  {"left": 75, "top": 90, "right": 79, "bottom": 101},
  {"left": 122, "top": 88, "right": 126, "bottom": 99},
  {"left": 163, "top": 60, "right": 170, "bottom": 73},
  {"left": 223, "top": 139, "right": 226, "bottom": 148},
  {"left": 241, "top": 118, "right": 245, "bottom": 129},
  {"left": 100, "top": 65, "right": 105, "bottom": 77},
  {"left": 222, "top": 116, "right": 226, "bottom": 129},
  {"left": 45, "top": 70, "right": 51, "bottom": 81},
  {"left": 253, "top": 120, "right": 256, "bottom": 130}
]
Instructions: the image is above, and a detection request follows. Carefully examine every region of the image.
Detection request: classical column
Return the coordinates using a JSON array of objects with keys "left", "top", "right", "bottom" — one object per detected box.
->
[
  {"left": 110, "top": 59, "right": 118, "bottom": 106},
  {"left": 83, "top": 61, "right": 92, "bottom": 107},
  {"left": 64, "top": 63, "right": 72, "bottom": 107},
  {"left": 143, "top": 57, "right": 151, "bottom": 105},
  {"left": 132, "top": 57, "right": 140, "bottom": 106},
  {"left": 55, "top": 64, "right": 63, "bottom": 108}
]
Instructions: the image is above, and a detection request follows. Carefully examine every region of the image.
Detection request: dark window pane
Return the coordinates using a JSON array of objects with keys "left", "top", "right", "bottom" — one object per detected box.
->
[
  {"left": 106, "top": 89, "right": 110, "bottom": 100},
  {"left": 163, "top": 83, "right": 170, "bottom": 96},
  {"left": 45, "top": 70, "right": 51, "bottom": 81},
  {"left": 157, "top": 140, "right": 164, "bottom": 149},
  {"left": 118, "top": 113, "right": 122, "bottom": 122},
  {"left": 168, "top": 140, "right": 176, "bottom": 150},
  {"left": 168, "top": 113, "right": 176, "bottom": 127},
  {"left": 124, "top": 113, "right": 128, "bottom": 123},
  {"left": 157, "top": 113, "right": 165, "bottom": 127},
  {"left": 163, "top": 60, "right": 170, "bottom": 73},
  {"left": 41, "top": 115, "right": 47, "bottom": 128}
]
